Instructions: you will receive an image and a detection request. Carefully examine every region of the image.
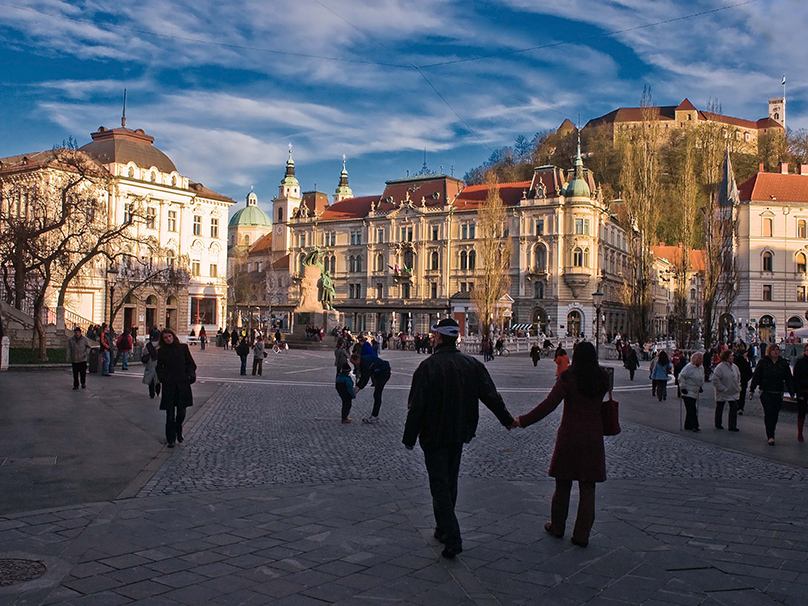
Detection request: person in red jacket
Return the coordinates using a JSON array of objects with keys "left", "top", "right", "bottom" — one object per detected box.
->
[
  {"left": 114, "top": 329, "right": 133, "bottom": 370},
  {"left": 516, "top": 342, "right": 610, "bottom": 548},
  {"left": 99, "top": 323, "right": 111, "bottom": 376}
]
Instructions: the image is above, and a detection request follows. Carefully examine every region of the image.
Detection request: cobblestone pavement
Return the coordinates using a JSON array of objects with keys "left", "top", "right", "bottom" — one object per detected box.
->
[{"left": 1, "top": 348, "right": 807, "bottom": 605}]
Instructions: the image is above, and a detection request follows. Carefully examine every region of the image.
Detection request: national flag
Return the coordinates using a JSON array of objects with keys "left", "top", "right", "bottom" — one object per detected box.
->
[{"left": 782, "top": 74, "right": 786, "bottom": 86}]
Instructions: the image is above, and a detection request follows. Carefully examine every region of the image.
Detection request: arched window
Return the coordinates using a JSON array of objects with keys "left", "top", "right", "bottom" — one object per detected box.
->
[
  {"left": 468, "top": 250, "right": 476, "bottom": 270},
  {"left": 431, "top": 251, "right": 439, "bottom": 270},
  {"left": 244, "top": 235, "right": 250, "bottom": 246},
  {"left": 763, "top": 251, "right": 773, "bottom": 272},
  {"left": 376, "top": 253, "right": 384, "bottom": 272},
  {"left": 278, "top": 207, "right": 284, "bottom": 222},
  {"left": 459, "top": 251, "right": 467, "bottom": 270},
  {"left": 534, "top": 282, "right": 544, "bottom": 299},
  {"left": 356, "top": 255, "right": 363, "bottom": 272},
  {"left": 329, "top": 255, "right": 336, "bottom": 274},
  {"left": 797, "top": 253, "right": 807, "bottom": 273},
  {"left": 798, "top": 220, "right": 807, "bottom": 239},
  {"left": 349, "top": 255, "right": 356, "bottom": 272},
  {"left": 403, "top": 250, "right": 414, "bottom": 270},
  {"left": 534, "top": 245, "right": 546, "bottom": 271},
  {"left": 763, "top": 217, "right": 773, "bottom": 237},
  {"left": 145, "top": 295, "right": 158, "bottom": 306},
  {"left": 573, "top": 247, "right": 584, "bottom": 267}
]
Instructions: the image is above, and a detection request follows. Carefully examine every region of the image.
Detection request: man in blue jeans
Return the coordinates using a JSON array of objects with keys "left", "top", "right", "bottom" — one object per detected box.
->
[
  {"left": 350, "top": 352, "right": 390, "bottom": 424},
  {"left": 100, "top": 323, "right": 111, "bottom": 376},
  {"left": 403, "top": 319, "right": 516, "bottom": 558}
]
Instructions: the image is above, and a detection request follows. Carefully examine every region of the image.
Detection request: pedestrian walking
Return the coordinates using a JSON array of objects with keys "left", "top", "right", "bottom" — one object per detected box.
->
[
  {"left": 650, "top": 351, "right": 672, "bottom": 401},
  {"left": 514, "top": 342, "right": 610, "bottom": 548},
  {"left": 335, "top": 363, "right": 355, "bottom": 423},
  {"left": 623, "top": 347, "right": 639, "bottom": 381},
  {"left": 156, "top": 328, "right": 197, "bottom": 448},
  {"left": 99, "top": 323, "right": 111, "bottom": 376},
  {"left": 734, "top": 347, "right": 753, "bottom": 415},
  {"left": 750, "top": 343, "right": 794, "bottom": 445},
  {"left": 66, "top": 326, "right": 91, "bottom": 389},
  {"left": 141, "top": 333, "right": 161, "bottom": 398},
  {"left": 230, "top": 329, "right": 239, "bottom": 350},
  {"left": 792, "top": 344, "right": 808, "bottom": 443},
  {"left": 678, "top": 352, "right": 705, "bottom": 432},
  {"left": 252, "top": 334, "right": 266, "bottom": 376},
  {"left": 712, "top": 349, "right": 741, "bottom": 431},
  {"left": 554, "top": 347, "right": 569, "bottom": 377},
  {"left": 350, "top": 352, "right": 391, "bottom": 424},
  {"left": 236, "top": 338, "right": 249, "bottom": 375},
  {"left": 199, "top": 326, "right": 207, "bottom": 351},
  {"left": 403, "top": 318, "right": 516, "bottom": 559},
  {"left": 530, "top": 343, "right": 541, "bottom": 367},
  {"left": 223, "top": 327, "right": 231, "bottom": 350}
]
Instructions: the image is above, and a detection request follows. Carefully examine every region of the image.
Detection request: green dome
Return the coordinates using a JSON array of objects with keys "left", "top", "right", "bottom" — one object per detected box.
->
[
  {"left": 564, "top": 136, "right": 591, "bottom": 198},
  {"left": 229, "top": 204, "right": 271, "bottom": 228}
]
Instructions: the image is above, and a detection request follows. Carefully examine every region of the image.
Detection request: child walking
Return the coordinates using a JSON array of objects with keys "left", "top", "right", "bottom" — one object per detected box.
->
[{"left": 335, "top": 363, "right": 356, "bottom": 424}]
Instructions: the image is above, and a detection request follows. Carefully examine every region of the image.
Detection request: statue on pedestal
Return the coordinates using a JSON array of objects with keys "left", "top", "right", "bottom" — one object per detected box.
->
[{"left": 302, "top": 248, "right": 335, "bottom": 311}]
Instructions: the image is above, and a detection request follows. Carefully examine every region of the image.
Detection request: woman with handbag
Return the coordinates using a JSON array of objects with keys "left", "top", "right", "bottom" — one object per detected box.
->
[
  {"left": 678, "top": 352, "right": 705, "bottom": 432},
  {"left": 252, "top": 334, "right": 266, "bottom": 376},
  {"left": 156, "top": 328, "right": 197, "bottom": 448},
  {"left": 514, "top": 342, "right": 610, "bottom": 547}
]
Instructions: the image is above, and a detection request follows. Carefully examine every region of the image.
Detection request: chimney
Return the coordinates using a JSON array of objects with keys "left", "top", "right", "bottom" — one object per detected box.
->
[
  {"left": 800, "top": 164, "right": 808, "bottom": 176},
  {"left": 759, "top": 162, "right": 765, "bottom": 173},
  {"left": 780, "top": 162, "right": 789, "bottom": 174}
]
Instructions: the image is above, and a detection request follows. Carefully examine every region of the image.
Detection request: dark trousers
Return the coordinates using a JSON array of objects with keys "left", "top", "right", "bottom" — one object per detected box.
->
[
  {"left": 760, "top": 392, "right": 783, "bottom": 440},
  {"left": 370, "top": 372, "right": 390, "bottom": 417},
  {"left": 423, "top": 443, "right": 464, "bottom": 549},
  {"left": 532, "top": 358, "right": 539, "bottom": 367},
  {"left": 551, "top": 479, "right": 596, "bottom": 544},
  {"left": 683, "top": 396, "right": 699, "bottom": 430},
  {"left": 71, "top": 362, "right": 87, "bottom": 387},
  {"left": 165, "top": 404, "right": 187, "bottom": 444},
  {"left": 239, "top": 356, "right": 247, "bottom": 375},
  {"left": 798, "top": 397, "right": 808, "bottom": 420},
  {"left": 252, "top": 357, "right": 263, "bottom": 375},
  {"left": 653, "top": 379, "right": 667, "bottom": 401},
  {"left": 738, "top": 382, "right": 748, "bottom": 412},
  {"left": 148, "top": 380, "right": 161, "bottom": 399},
  {"left": 715, "top": 400, "right": 738, "bottom": 430},
  {"left": 629, "top": 369, "right": 635, "bottom": 381},
  {"left": 340, "top": 394, "right": 353, "bottom": 420}
]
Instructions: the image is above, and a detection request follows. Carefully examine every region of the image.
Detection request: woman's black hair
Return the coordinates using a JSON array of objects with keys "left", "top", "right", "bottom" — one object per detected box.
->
[
  {"left": 657, "top": 350, "right": 670, "bottom": 367},
  {"left": 569, "top": 341, "right": 609, "bottom": 399}
]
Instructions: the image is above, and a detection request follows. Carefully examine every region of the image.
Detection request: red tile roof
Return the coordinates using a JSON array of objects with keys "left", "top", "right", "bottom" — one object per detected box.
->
[
  {"left": 190, "top": 182, "right": 234, "bottom": 203},
  {"left": 739, "top": 172, "right": 808, "bottom": 204},
  {"left": 452, "top": 182, "right": 532, "bottom": 210},
  {"left": 318, "top": 196, "right": 384, "bottom": 221},
  {"left": 651, "top": 245, "right": 706, "bottom": 273},
  {"left": 676, "top": 98, "right": 697, "bottom": 111},
  {"left": 271, "top": 254, "right": 290, "bottom": 270},
  {"left": 248, "top": 233, "right": 273, "bottom": 255},
  {"left": 381, "top": 175, "right": 464, "bottom": 208}
]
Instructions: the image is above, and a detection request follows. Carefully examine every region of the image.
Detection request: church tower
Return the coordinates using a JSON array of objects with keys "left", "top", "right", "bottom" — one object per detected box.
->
[
  {"left": 334, "top": 156, "right": 353, "bottom": 203},
  {"left": 272, "top": 145, "right": 302, "bottom": 252},
  {"left": 769, "top": 97, "right": 785, "bottom": 127}
]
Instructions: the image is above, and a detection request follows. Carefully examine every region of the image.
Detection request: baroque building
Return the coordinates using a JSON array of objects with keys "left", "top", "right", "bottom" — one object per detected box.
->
[
  {"left": 273, "top": 143, "right": 631, "bottom": 338},
  {"left": 0, "top": 120, "right": 233, "bottom": 335}
]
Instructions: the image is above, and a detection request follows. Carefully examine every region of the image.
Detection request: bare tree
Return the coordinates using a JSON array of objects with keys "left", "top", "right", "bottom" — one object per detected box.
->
[
  {"left": 617, "top": 87, "right": 662, "bottom": 343},
  {"left": 0, "top": 148, "right": 112, "bottom": 359},
  {"left": 471, "top": 171, "right": 511, "bottom": 339}
]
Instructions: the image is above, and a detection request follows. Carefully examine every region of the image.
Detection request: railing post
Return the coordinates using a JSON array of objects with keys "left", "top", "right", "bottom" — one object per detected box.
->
[{"left": 1, "top": 336, "right": 9, "bottom": 371}]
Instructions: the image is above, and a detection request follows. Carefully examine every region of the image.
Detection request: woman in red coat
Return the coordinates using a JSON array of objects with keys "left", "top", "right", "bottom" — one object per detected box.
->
[{"left": 516, "top": 341, "right": 610, "bottom": 547}]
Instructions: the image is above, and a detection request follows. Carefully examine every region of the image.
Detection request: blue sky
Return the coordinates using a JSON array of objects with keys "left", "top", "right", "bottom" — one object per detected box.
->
[{"left": 0, "top": 0, "right": 805, "bottom": 219}]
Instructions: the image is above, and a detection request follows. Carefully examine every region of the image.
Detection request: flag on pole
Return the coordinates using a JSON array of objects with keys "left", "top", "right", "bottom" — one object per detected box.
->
[{"left": 782, "top": 74, "right": 786, "bottom": 86}]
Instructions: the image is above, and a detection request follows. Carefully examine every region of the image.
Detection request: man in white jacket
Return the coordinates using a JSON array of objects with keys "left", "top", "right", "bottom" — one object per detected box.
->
[
  {"left": 712, "top": 349, "right": 741, "bottom": 431},
  {"left": 678, "top": 352, "right": 705, "bottom": 432}
]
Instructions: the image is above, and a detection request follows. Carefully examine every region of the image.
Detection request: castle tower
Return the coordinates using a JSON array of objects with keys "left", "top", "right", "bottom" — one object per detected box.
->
[
  {"left": 769, "top": 97, "right": 785, "bottom": 127},
  {"left": 334, "top": 155, "right": 353, "bottom": 203},
  {"left": 272, "top": 145, "right": 302, "bottom": 252}
]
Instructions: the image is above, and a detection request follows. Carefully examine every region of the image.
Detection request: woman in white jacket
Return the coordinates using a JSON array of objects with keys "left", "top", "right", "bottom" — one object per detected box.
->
[
  {"left": 712, "top": 349, "right": 741, "bottom": 431},
  {"left": 678, "top": 352, "right": 705, "bottom": 432}
]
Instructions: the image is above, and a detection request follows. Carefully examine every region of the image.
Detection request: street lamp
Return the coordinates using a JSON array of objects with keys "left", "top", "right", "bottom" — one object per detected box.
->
[
  {"left": 593, "top": 289, "right": 604, "bottom": 358},
  {"left": 107, "top": 266, "right": 119, "bottom": 328}
]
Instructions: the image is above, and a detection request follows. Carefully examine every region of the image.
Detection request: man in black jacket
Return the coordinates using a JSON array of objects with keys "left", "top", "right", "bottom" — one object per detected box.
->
[{"left": 403, "top": 319, "right": 516, "bottom": 559}]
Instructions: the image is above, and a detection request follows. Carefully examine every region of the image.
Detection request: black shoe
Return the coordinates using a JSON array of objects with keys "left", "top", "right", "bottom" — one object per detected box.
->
[
  {"left": 73, "top": 386, "right": 79, "bottom": 390},
  {"left": 177, "top": 435, "right": 184, "bottom": 443},
  {"left": 81, "top": 384, "right": 86, "bottom": 389},
  {"left": 167, "top": 442, "right": 175, "bottom": 448},
  {"left": 441, "top": 545, "right": 463, "bottom": 559},
  {"left": 692, "top": 428, "right": 701, "bottom": 432},
  {"left": 715, "top": 425, "right": 724, "bottom": 429},
  {"left": 155, "top": 384, "right": 161, "bottom": 396},
  {"left": 571, "top": 537, "right": 588, "bottom": 548},
  {"left": 729, "top": 428, "right": 739, "bottom": 432},
  {"left": 738, "top": 410, "right": 744, "bottom": 415}
]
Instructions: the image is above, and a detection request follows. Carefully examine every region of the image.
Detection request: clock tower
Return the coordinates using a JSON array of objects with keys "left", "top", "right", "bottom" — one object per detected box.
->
[
  {"left": 273, "top": 145, "right": 302, "bottom": 252},
  {"left": 769, "top": 97, "right": 785, "bottom": 127}
]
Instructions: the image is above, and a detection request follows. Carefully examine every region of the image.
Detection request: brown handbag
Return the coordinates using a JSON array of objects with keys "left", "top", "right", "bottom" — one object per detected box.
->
[{"left": 602, "top": 390, "right": 621, "bottom": 436}]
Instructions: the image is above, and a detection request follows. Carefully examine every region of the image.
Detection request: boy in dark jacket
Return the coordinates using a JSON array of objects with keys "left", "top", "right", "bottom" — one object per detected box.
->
[
  {"left": 335, "top": 363, "right": 355, "bottom": 423},
  {"left": 350, "top": 353, "right": 391, "bottom": 424}
]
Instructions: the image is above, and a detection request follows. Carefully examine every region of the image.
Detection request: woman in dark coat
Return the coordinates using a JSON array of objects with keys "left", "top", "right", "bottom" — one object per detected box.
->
[
  {"left": 624, "top": 347, "right": 639, "bottom": 380},
  {"left": 156, "top": 328, "right": 197, "bottom": 448},
  {"left": 749, "top": 343, "right": 794, "bottom": 445},
  {"left": 530, "top": 343, "right": 541, "bottom": 367},
  {"left": 516, "top": 342, "right": 610, "bottom": 547}
]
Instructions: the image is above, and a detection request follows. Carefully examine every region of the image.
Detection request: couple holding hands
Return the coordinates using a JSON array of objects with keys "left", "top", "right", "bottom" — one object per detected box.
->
[{"left": 404, "top": 319, "right": 610, "bottom": 558}]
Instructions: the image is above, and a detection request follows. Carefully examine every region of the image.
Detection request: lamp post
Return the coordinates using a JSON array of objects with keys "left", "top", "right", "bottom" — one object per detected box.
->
[
  {"left": 593, "top": 289, "right": 604, "bottom": 358},
  {"left": 107, "top": 266, "right": 119, "bottom": 329}
]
